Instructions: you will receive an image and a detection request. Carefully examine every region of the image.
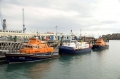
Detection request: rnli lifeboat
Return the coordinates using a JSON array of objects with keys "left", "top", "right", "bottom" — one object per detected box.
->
[
  {"left": 5, "top": 38, "right": 59, "bottom": 64},
  {"left": 92, "top": 38, "right": 109, "bottom": 50}
]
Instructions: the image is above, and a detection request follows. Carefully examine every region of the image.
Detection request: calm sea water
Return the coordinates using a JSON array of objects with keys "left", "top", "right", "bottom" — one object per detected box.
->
[{"left": 0, "top": 40, "right": 120, "bottom": 79}]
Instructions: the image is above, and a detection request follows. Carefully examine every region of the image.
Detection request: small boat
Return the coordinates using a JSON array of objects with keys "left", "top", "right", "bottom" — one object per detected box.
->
[
  {"left": 5, "top": 38, "right": 59, "bottom": 64},
  {"left": 59, "top": 40, "right": 91, "bottom": 55},
  {"left": 92, "top": 38, "right": 109, "bottom": 50}
]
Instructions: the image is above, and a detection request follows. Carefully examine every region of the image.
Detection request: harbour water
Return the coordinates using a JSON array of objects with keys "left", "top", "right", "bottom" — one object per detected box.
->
[{"left": 0, "top": 40, "right": 120, "bottom": 79}]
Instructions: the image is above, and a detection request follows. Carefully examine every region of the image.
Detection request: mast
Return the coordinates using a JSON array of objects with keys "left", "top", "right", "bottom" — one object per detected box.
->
[
  {"left": 80, "top": 29, "right": 81, "bottom": 39},
  {"left": 55, "top": 26, "right": 57, "bottom": 35},
  {"left": 22, "top": 8, "right": 26, "bottom": 33},
  {"left": 70, "top": 30, "right": 72, "bottom": 42}
]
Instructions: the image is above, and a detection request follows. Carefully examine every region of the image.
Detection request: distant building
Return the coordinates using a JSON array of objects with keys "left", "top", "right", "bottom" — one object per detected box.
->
[{"left": 0, "top": 30, "right": 22, "bottom": 33}]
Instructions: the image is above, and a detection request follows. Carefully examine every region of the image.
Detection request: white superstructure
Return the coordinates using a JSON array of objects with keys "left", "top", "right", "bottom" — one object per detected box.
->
[{"left": 62, "top": 40, "right": 89, "bottom": 49}]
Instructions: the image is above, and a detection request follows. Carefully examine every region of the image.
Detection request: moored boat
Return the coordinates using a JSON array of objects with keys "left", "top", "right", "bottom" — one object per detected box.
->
[
  {"left": 92, "top": 38, "right": 109, "bottom": 50},
  {"left": 5, "top": 38, "right": 59, "bottom": 64},
  {"left": 59, "top": 40, "right": 91, "bottom": 55}
]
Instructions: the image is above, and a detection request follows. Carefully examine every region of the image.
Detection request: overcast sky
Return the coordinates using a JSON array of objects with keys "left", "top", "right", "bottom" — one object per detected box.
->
[{"left": 0, "top": 0, "right": 120, "bottom": 37}]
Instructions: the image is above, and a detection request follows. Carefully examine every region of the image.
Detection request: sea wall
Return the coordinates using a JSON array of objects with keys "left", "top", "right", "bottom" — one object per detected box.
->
[{"left": 101, "top": 33, "right": 120, "bottom": 41}]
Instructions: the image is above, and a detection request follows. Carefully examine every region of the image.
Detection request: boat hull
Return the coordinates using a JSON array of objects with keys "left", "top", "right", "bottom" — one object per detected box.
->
[
  {"left": 5, "top": 53, "right": 59, "bottom": 64},
  {"left": 92, "top": 45, "right": 109, "bottom": 50},
  {"left": 59, "top": 46, "right": 91, "bottom": 55}
]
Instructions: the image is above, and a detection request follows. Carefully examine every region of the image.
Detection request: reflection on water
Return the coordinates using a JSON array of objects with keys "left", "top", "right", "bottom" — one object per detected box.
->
[
  {"left": 59, "top": 51, "right": 92, "bottom": 62},
  {"left": 5, "top": 60, "right": 54, "bottom": 79},
  {"left": 94, "top": 49, "right": 108, "bottom": 57},
  {"left": 28, "top": 61, "right": 53, "bottom": 79}
]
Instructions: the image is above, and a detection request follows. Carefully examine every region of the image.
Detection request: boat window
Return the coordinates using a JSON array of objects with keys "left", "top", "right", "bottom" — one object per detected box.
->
[
  {"left": 70, "top": 41, "right": 76, "bottom": 43},
  {"left": 42, "top": 46, "right": 45, "bottom": 48},
  {"left": 36, "top": 46, "right": 38, "bottom": 48},
  {"left": 25, "top": 45, "right": 32, "bottom": 48},
  {"left": 25, "top": 45, "right": 27, "bottom": 47},
  {"left": 96, "top": 42, "right": 101, "bottom": 43},
  {"left": 33, "top": 46, "right": 39, "bottom": 48},
  {"left": 35, "top": 46, "right": 37, "bottom": 48},
  {"left": 28, "top": 46, "right": 31, "bottom": 48},
  {"left": 33, "top": 46, "right": 36, "bottom": 48}
]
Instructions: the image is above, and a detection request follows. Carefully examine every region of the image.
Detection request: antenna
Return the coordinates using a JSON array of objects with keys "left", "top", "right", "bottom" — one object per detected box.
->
[
  {"left": 55, "top": 26, "right": 57, "bottom": 35},
  {"left": 37, "top": 30, "right": 38, "bottom": 36},
  {"left": 22, "top": 8, "right": 26, "bottom": 33},
  {"left": 80, "top": 29, "right": 81, "bottom": 39},
  {"left": 70, "top": 30, "right": 74, "bottom": 36}
]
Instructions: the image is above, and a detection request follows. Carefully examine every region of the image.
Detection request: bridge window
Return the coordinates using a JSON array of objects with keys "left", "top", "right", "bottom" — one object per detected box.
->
[
  {"left": 28, "top": 46, "right": 32, "bottom": 48},
  {"left": 33, "top": 46, "right": 37, "bottom": 48},
  {"left": 24, "top": 45, "right": 27, "bottom": 47}
]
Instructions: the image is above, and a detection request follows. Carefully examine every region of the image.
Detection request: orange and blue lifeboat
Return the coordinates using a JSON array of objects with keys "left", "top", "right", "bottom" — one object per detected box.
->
[{"left": 92, "top": 38, "right": 109, "bottom": 50}]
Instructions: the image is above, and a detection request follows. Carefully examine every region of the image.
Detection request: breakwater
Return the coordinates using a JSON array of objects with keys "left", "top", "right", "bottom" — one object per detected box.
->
[{"left": 101, "top": 33, "right": 120, "bottom": 41}]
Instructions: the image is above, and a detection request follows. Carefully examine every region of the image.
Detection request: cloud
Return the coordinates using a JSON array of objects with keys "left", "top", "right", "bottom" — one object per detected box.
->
[{"left": 0, "top": 0, "right": 120, "bottom": 37}]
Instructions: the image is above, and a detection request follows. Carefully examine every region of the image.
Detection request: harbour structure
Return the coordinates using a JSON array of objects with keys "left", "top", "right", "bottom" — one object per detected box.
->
[
  {"left": 0, "top": 28, "right": 93, "bottom": 42},
  {"left": 0, "top": 30, "right": 73, "bottom": 41},
  {"left": 0, "top": 41, "right": 23, "bottom": 63},
  {"left": 0, "top": 56, "right": 6, "bottom": 63},
  {"left": 101, "top": 33, "right": 120, "bottom": 41}
]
